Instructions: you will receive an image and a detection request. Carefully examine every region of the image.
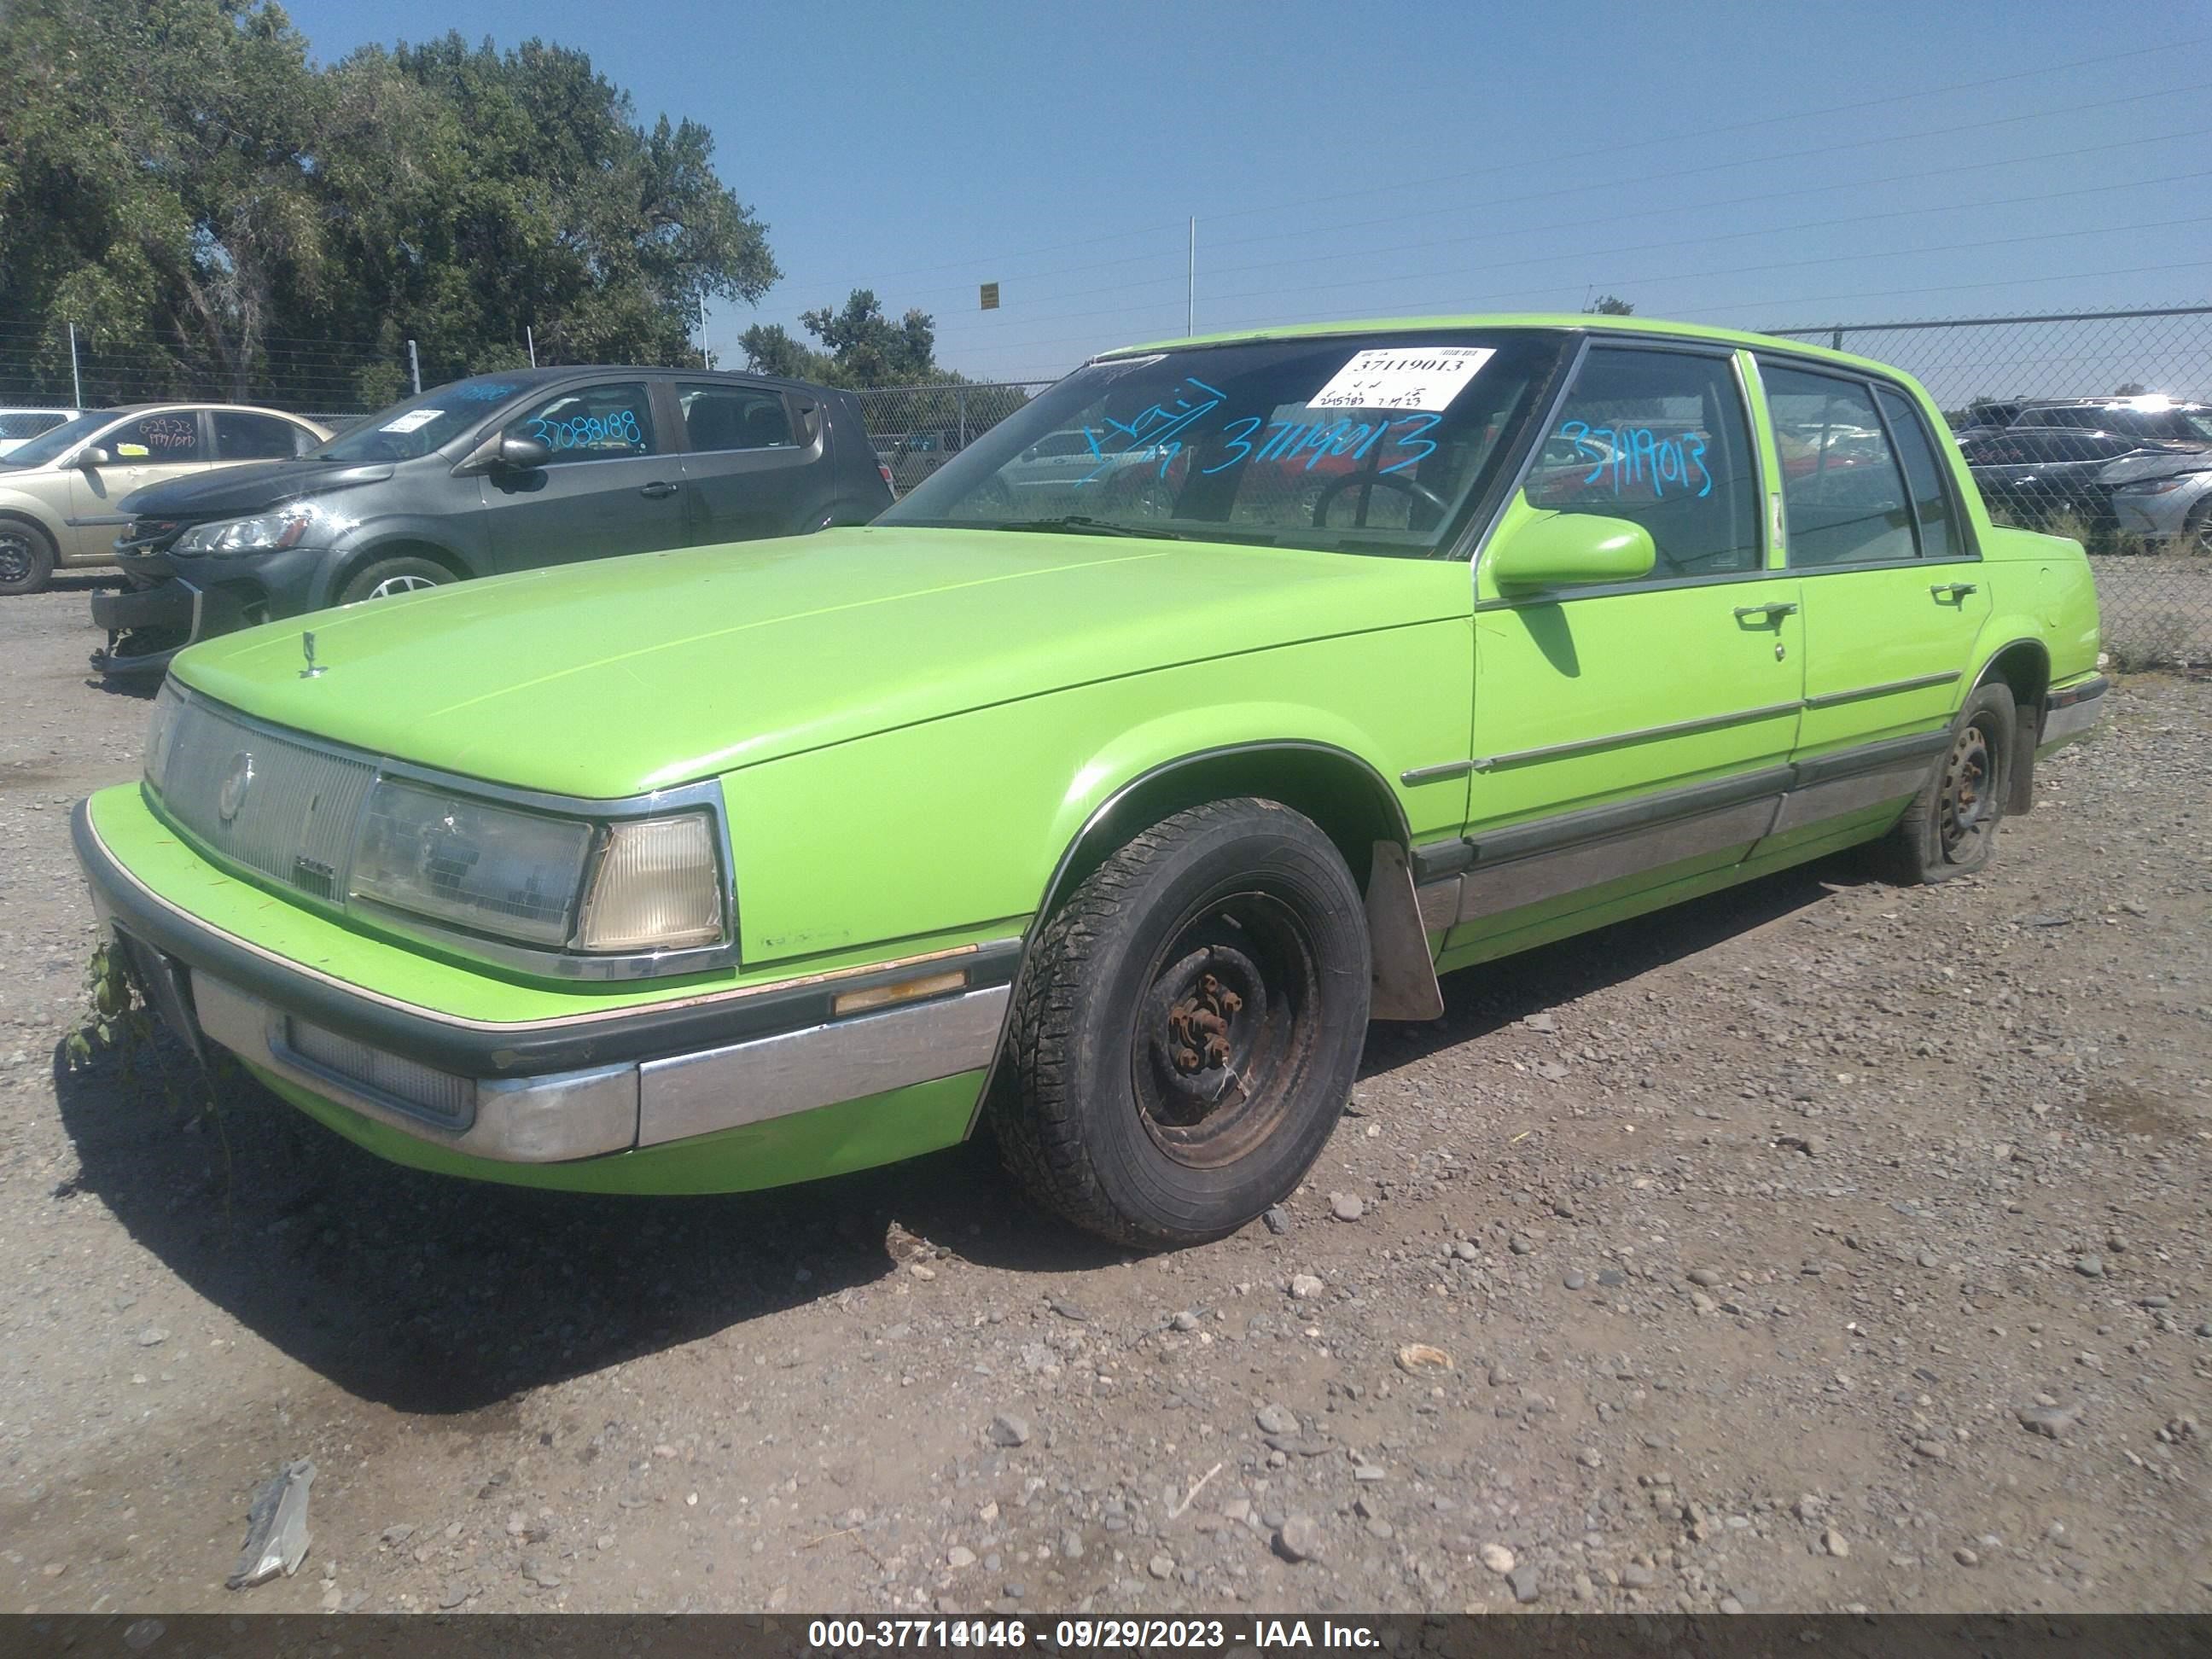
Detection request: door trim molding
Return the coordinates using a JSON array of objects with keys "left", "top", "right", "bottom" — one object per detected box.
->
[
  {"left": 1473, "top": 701, "right": 1804, "bottom": 771},
  {"left": 1803, "top": 670, "right": 1959, "bottom": 710}
]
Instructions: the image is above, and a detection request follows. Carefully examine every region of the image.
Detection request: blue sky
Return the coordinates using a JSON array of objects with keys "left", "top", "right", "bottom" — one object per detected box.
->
[{"left": 284, "top": 0, "right": 2212, "bottom": 389}]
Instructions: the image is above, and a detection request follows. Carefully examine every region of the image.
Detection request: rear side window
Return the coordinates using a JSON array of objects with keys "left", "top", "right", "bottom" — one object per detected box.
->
[
  {"left": 508, "top": 382, "right": 658, "bottom": 463},
  {"left": 214, "top": 410, "right": 310, "bottom": 461},
  {"left": 679, "top": 384, "right": 793, "bottom": 451},
  {"left": 1761, "top": 364, "right": 1914, "bottom": 567},
  {"left": 109, "top": 411, "right": 204, "bottom": 463},
  {"left": 1874, "top": 386, "right": 1966, "bottom": 562},
  {"left": 1525, "top": 346, "right": 1761, "bottom": 579}
]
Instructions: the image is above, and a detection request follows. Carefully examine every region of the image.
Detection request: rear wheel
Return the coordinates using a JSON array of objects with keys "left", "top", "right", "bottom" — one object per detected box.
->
[
  {"left": 0, "top": 518, "right": 56, "bottom": 596},
  {"left": 1870, "top": 684, "right": 2017, "bottom": 884},
  {"left": 338, "top": 556, "right": 452, "bottom": 604},
  {"left": 992, "top": 798, "right": 1371, "bottom": 1248}
]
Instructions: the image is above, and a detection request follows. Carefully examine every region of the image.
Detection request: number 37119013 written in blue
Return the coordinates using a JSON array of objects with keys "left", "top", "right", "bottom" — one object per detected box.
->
[{"left": 1557, "top": 420, "right": 1712, "bottom": 498}]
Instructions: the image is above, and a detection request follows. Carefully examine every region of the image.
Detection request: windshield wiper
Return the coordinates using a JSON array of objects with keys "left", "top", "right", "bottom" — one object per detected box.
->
[{"left": 992, "top": 515, "right": 1180, "bottom": 540}]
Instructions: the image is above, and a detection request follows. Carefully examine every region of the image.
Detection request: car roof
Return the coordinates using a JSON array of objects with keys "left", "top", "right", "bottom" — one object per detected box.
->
[
  {"left": 1097, "top": 312, "right": 1922, "bottom": 382},
  {"left": 103, "top": 402, "right": 325, "bottom": 421},
  {"left": 434, "top": 364, "right": 831, "bottom": 395}
]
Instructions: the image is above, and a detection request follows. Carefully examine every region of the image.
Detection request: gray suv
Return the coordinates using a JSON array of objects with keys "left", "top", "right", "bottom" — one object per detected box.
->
[{"left": 93, "top": 366, "right": 890, "bottom": 677}]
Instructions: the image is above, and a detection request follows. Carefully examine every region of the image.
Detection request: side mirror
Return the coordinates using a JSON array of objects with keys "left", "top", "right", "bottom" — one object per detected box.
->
[
  {"left": 497, "top": 434, "right": 551, "bottom": 470},
  {"left": 1487, "top": 511, "right": 1655, "bottom": 590},
  {"left": 78, "top": 446, "right": 112, "bottom": 469}
]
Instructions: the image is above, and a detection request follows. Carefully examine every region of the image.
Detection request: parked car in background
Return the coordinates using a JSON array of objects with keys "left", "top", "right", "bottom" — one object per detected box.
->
[
  {"left": 882, "top": 428, "right": 961, "bottom": 495},
  {"left": 90, "top": 365, "right": 891, "bottom": 677},
  {"left": 2009, "top": 397, "right": 2212, "bottom": 446},
  {"left": 0, "top": 404, "right": 328, "bottom": 595},
  {"left": 0, "top": 406, "right": 78, "bottom": 457},
  {"left": 74, "top": 315, "right": 2103, "bottom": 1248},
  {"left": 1958, "top": 427, "right": 2188, "bottom": 534},
  {"left": 2101, "top": 448, "right": 2212, "bottom": 554}
]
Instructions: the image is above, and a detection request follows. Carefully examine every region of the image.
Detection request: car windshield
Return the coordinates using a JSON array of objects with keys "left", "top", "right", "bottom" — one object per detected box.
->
[
  {"left": 0, "top": 410, "right": 117, "bottom": 468},
  {"left": 881, "top": 330, "right": 1568, "bottom": 556},
  {"left": 310, "top": 375, "right": 533, "bottom": 463}
]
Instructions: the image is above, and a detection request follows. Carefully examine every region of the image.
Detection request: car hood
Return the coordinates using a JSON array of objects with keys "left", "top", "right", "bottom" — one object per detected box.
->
[
  {"left": 117, "top": 459, "right": 398, "bottom": 518},
  {"left": 170, "top": 526, "right": 1465, "bottom": 798},
  {"left": 2097, "top": 447, "right": 2212, "bottom": 486}
]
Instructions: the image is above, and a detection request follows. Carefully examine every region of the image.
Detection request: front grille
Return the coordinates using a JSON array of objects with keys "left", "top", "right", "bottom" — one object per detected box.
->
[
  {"left": 284, "top": 1016, "right": 474, "bottom": 1127},
  {"left": 151, "top": 691, "right": 376, "bottom": 897},
  {"left": 118, "top": 517, "right": 189, "bottom": 556}
]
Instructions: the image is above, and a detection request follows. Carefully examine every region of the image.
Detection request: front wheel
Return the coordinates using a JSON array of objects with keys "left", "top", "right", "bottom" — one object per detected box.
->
[
  {"left": 992, "top": 798, "right": 1371, "bottom": 1248},
  {"left": 338, "top": 556, "right": 452, "bottom": 604},
  {"left": 1870, "top": 684, "right": 2017, "bottom": 884},
  {"left": 0, "top": 518, "right": 57, "bottom": 596}
]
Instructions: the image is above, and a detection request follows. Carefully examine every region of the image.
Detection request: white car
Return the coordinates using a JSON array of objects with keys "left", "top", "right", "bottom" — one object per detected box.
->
[{"left": 0, "top": 407, "right": 77, "bottom": 457}]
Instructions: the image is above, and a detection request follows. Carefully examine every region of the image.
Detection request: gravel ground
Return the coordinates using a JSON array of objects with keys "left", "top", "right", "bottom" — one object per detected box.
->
[{"left": 1, "top": 579, "right": 2208, "bottom": 1617}]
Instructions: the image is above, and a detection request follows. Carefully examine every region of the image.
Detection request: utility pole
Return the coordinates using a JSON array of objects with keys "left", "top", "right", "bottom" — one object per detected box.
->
[
  {"left": 1187, "top": 218, "right": 1196, "bottom": 336},
  {"left": 526, "top": 325, "right": 537, "bottom": 368},
  {"left": 406, "top": 339, "right": 422, "bottom": 396},
  {"left": 67, "top": 322, "right": 83, "bottom": 408}
]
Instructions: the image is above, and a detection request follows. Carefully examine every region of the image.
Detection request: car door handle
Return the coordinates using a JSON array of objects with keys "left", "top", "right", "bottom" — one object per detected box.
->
[
  {"left": 1930, "top": 582, "right": 1978, "bottom": 599},
  {"left": 1732, "top": 600, "right": 1798, "bottom": 619},
  {"left": 638, "top": 480, "right": 680, "bottom": 499}
]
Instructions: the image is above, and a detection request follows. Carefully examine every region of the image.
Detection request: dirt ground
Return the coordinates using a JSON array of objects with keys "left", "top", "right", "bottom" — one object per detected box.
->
[{"left": 1, "top": 577, "right": 2207, "bottom": 1618}]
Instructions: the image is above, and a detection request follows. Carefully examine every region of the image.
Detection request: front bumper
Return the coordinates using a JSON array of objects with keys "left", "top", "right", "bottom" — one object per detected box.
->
[
  {"left": 2040, "top": 674, "right": 2110, "bottom": 752},
  {"left": 74, "top": 795, "right": 1016, "bottom": 1169},
  {"left": 90, "top": 547, "right": 340, "bottom": 677}
]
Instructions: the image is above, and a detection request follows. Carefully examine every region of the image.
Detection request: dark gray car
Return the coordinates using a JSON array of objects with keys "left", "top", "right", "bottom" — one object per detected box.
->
[{"left": 92, "top": 366, "right": 891, "bottom": 677}]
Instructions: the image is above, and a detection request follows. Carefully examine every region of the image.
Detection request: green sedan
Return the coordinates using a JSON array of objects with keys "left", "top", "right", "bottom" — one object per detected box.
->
[{"left": 73, "top": 316, "right": 2107, "bottom": 1247}]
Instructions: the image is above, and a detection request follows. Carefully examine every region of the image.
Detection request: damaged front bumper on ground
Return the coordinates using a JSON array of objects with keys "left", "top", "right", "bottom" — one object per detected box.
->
[{"left": 73, "top": 785, "right": 1017, "bottom": 1192}]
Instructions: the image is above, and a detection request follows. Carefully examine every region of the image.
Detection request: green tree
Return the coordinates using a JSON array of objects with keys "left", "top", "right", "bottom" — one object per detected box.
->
[
  {"left": 0, "top": 3, "right": 779, "bottom": 408},
  {"left": 1582, "top": 294, "right": 1635, "bottom": 316},
  {"left": 741, "top": 288, "right": 958, "bottom": 388}
]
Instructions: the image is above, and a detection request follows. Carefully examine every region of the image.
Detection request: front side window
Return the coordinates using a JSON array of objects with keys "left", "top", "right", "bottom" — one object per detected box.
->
[
  {"left": 109, "top": 410, "right": 205, "bottom": 463},
  {"left": 1874, "top": 386, "right": 1966, "bottom": 562},
  {"left": 1762, "top": 364, "right": 1915, "bottom": 568},
  {"left": 678, "top": 384, "right": 792, "bottom": 451},
  {"left": 1524, "top": 346, "right": 1761, "bottom": 579},
  {"left": 507, "top": 382, "right": 659, "bottom": 463},
  {"left": 882, "top": 330, "right": 1567, "bottom": 556}
]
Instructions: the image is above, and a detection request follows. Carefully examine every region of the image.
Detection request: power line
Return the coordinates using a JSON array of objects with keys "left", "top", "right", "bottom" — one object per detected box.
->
[{"left": 933, "top": 208, "right": 2212, "bottom": 362}]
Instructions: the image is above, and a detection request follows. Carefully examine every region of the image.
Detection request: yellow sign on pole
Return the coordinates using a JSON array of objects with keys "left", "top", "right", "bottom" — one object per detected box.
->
[{"left": 980, "top": 282, "right": 1000, "bottom": 311}]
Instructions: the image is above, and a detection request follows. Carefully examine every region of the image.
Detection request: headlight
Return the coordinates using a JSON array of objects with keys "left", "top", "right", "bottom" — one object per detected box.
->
[
  {"left": 2113, "top": 476, "right": 2191, "bottom": 497},
  {"left": 576, "top": 813, "right": 725, "bottom": 952},
  {"left": 348, "top": 780, "right": 726, "bottom": 956},
  {"left": 143, "top": 679, "right": 186, "bottom": 785},
  {"left": 351, "top": 778, "right": 594, "bottom": 947},
  {"left": 173, "top": 504, "right": 335, "bottom": 556}
]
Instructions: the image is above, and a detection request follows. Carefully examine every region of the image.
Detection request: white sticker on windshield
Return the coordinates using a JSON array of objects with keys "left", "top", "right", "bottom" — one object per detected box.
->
[
  {"left": 379, "top": 408, "right": 444, "bottom": 434},
  {"left": 1307, "top": 346, "right": 1495, "bottom": 412}
]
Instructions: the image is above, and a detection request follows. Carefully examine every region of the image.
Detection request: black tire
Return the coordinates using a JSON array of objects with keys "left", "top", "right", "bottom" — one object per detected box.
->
[
  {"left": 0, "top": 517, "right": 56, "bottom": 597},
  {"left": 337, "top": 556, "right": 452, "bottom": 605},
  {"left": 1869, "top": 684, "right": 2017, "bottom": 884},
  {"left": 992, "top": 798, "right": 1371, "bottom": 1248}
]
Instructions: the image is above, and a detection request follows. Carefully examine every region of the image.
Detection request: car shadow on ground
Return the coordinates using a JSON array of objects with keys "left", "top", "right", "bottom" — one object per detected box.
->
[{"left": 49, "top": 854, "right": 1869, "bottom": 1417}]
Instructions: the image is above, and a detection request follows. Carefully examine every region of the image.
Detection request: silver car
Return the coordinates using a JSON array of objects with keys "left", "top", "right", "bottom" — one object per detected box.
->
[
  {"left": 2102, "top": 449, "right": 2212, "bottom": 554},
  {"left": 0, "top": 403, "right": 329, "bottom": 593}
]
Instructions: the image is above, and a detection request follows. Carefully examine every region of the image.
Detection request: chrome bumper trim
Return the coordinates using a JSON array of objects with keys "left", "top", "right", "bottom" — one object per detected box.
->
[
  {"left": 194, "top": 973, "right": 640, "bottom": 1162},
  {"left": 188, "top": 968, "right": 1002, "bottom": 1165},
  {"left": 636, "top": 984, "right": 1009, "bottom": 1148},
  {"left": 2040, "top": 675, "right": 2109, "bottom": 750}
]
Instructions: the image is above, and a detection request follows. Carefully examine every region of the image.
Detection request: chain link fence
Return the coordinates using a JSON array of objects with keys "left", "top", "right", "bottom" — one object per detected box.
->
[
  {"left": 849, "top": 381, "right": 1054, "bottom": 493},
  {"left": 1766, "top": 306, "right": 2212, "bottom": 670},
  {"left": 9, "top": 302, "right": 2208, "bottom": 668}
]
